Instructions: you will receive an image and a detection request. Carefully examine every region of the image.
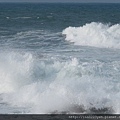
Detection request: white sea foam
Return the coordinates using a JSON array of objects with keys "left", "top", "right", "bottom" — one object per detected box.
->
[
  {"left": 6, "top": 17, "right": 10, "bottom": 19},
  {"left": 0, "top": 51, "right": 120, "bottom": 113},
  {"left": 0, "top": 52, "right": 33, "bottom": 93},
  {"left": 63, "top": 22, "right": 120, "bottom": 49},
  {"left": 13, "top": 17, "right": 32, "bottom": 19}
]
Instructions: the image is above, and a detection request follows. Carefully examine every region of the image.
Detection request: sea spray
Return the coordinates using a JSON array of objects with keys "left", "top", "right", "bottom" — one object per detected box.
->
[
  {"left": 63, "top": 22, "right": 120, "bottom": 49},
  {"left": 0, "top": 51, "right": 120, "bottom": 113}
]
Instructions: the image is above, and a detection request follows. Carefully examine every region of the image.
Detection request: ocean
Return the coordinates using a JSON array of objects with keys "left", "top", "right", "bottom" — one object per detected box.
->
[{"left": 0, "top": 3, "right": 120, "bottom": 114}]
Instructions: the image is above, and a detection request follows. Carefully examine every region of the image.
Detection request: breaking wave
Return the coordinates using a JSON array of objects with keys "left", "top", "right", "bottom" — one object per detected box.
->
[
  {"left": 0, "top": 51, "right": 120, "bottom": 113},
  {"left": 63, "top": 22, "right": 120, "bottom": 49}
]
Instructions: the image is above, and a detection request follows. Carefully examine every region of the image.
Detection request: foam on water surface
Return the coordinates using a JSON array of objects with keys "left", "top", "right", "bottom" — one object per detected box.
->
[
  {"left": 1, "top": 3, "right": 120, "bottom": 114},
  {"left": 0, "top": 51, "right": 120, "bottom": 113},
  {"left": 63, "top": 22, "right": 120, "bottom": 49}
]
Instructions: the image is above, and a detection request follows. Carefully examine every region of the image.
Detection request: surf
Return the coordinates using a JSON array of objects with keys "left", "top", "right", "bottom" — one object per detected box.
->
[
  {"left": 0, "top": 51, "right": 120, "bottom": 113},
  {"left": 63, "top": 22, "right": 120, "bottom": 49}
]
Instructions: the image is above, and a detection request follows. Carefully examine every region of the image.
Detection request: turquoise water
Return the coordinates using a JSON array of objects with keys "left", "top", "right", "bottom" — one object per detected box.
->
[{"left": 0, "top": 3, "right": 120, "bottom": 113}]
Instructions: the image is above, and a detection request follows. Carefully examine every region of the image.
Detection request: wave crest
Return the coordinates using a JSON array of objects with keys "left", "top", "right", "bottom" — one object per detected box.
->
[{"left": 63, "top": 22, "right": 120, "bottom": 49}]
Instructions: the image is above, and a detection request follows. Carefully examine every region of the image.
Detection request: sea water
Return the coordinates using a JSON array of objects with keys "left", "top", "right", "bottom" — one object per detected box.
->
[{"left": 0, "top": 3, "right": 120, "bottom": 113}]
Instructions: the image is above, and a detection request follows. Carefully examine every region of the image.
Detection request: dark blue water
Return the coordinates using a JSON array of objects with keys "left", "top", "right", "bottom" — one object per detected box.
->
[
  {"left": 0, "top": 3, "right": 120, "bottom": 114},
  {"left": 0, "top": 3, "right": 120, "bottom": 50}
]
